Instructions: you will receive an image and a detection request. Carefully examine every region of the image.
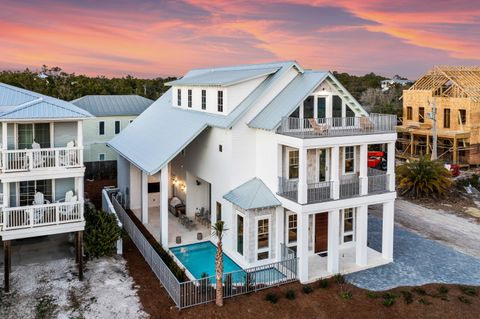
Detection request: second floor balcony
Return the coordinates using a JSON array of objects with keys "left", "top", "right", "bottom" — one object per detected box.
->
[{"left": 277, "top": 114, "right": 397, "bottom": 138}]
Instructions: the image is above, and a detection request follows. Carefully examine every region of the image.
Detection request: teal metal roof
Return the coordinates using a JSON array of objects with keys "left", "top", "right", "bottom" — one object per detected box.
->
[
  {"left": 223, "top": 178, "right": 281, "bottom": 210},
  {"left": 0, "top": 82, "right": 93, "bottom": 120},
  {"left": 108, "top": 62, "right": 298, "bottom": 174},
  {"left": 71, "top": 95, "right": 153, "bottom": 116},
  {"left": 248, "top": 71, "right": 368, "bottom": 130},
  {"left": 166, "top": 67, "right": 280, "bottom": 87}
]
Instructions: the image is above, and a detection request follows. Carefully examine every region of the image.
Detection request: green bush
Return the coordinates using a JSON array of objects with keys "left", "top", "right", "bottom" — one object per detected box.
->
[
  {"left": 400, "top": 290, "right": 413, "bottom": 304},
  {"left": 84, "top": 207, "right": 122, "bottom": 258},
  {"left": 366, "top": 292, "right": 379, "bottom": 299},
  {"left": 458, "top": 295, "right": 471, "bottom": 304},
  {"left": 302, "top": 285, "right": 313, "bottom": 294},
  {"left": 382, "top": 292, "right": 398, "bottom": 307},
  {"left": 333, "top": 274, "right": 346, "bottom": 284},
  {"left": 339, "top": 290, "right": 352, "bottom": 300},
  {"left": 437, "top": 285, "right": 449, "bottom": 295},
  {"left": 459, "top": 286, "right": 477, "bottom": 296},
  {"left": 265, "top": 293, "right": 279, "bottom": 304},
  {"left": 285, "top": 289, "right": 296, "bottom": 300},
  {"left": 319, "top": 279, "right": 329, "bottom": 289},
  {"left": 412, "top": 287, "right": 427, "bottom": 296}
]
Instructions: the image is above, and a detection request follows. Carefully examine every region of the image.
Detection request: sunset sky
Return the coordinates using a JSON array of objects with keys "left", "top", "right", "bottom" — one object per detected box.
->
[{"left": 1, "top": 0, "right": 479, "bottom": 79}]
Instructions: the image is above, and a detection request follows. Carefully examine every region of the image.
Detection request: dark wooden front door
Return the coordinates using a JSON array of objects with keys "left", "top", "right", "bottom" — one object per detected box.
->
[{"left": 315, "top": 213, "right": 328, "bottom": 253}]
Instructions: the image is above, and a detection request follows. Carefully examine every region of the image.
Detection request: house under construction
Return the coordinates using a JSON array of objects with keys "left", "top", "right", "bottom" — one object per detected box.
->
[{"left": 397, "top": 66, "right": 480, "bottom": 166}]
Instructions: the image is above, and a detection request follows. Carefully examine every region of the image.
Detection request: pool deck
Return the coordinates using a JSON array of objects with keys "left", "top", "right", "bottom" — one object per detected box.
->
[{"left": 347, "top": 215, "right": 480, "bottom": 290}]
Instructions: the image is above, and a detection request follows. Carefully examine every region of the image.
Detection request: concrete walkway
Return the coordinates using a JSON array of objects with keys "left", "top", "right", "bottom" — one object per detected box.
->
[{"left": 346, "top": 215, "right": 480, "bottom": 290}]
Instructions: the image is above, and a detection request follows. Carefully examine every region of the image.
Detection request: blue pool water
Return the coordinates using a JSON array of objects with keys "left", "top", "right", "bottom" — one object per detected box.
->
[{"left": 171, "top": 241, "right": 242, "bottom": 279}]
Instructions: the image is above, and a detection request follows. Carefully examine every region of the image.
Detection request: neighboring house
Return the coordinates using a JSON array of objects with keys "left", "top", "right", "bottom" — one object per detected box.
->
[
  {"left": 397, "top": 66, "right": 480, "bottom": 165},
  {"left": 381, "top": 76, "right": 412, "bottom": 91},
  {"left": 108, "top": 61, "right": 397, "bottom": 283},
  {"left": 0, "top": 82, "right": 93, "bottom": 291},
  {"left": 71, "top": 95, "right": 153, "bottom": 163}
]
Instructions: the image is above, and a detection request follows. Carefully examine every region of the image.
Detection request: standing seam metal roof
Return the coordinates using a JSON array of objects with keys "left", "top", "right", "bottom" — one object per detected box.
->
[
  {"left": 71, "top": 95, "right": 154, "bottom": 116},
  {"left": 223, "top": 177, "right": 281, "bottom": 210}
]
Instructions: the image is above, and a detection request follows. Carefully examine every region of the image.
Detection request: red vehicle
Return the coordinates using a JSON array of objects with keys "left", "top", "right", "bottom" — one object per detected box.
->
[
  {"left": 448, "top": 164, "right": 460, "bottom": 177},
  {"left": 368, "top": 151, "right": 387, "bottom": 170}
]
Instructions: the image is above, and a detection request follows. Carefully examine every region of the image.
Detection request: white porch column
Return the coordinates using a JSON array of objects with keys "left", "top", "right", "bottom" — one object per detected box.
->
[
  {"left": 355, "top": 205, "right": 368, "bottom": 266},
  {"left": 330, "top": 146, "right": 340, "bottom": 200},
  {"left": 298, "top": 147, "right": 308, "bottom": 204},
  {"left": 3, "top": 182, "right": 9, "bottom": 207},
  {"left": 77, "top": 121, "right": 84, "bottom": 165},
  {"left": 387, "top": 142, "right": 395, "bottom": 191},
  {"left": 275, "top": 206, "right": 284, "bottom": 261},
  {"left": 2, "top": 123, "right": 7, "bottom": 171},
  {"left": 382, "top": 200, "right": 395, "bottom": 260},
  {"left": 75, "top": 177, "right": 84, "bottom": 201},
  {"left": 141, "top": 171, "right": 148, "bottom": 224},
  {"left": 297, "top": 212, "right": 309, "bottom": 282},
  {"left": 160, "top": 165, "right": 169, "bottom": 247},
  {"left": 327, "top": 209, "right": 340, "bottom": 273},
  {"left": 359, "top": 144, "right": 368, "bottom": 195}
]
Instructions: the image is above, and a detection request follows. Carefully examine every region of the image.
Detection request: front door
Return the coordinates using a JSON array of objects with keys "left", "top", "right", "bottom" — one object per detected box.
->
[{"left": 314, "top": 213, "right": 328, "bottom": 253}]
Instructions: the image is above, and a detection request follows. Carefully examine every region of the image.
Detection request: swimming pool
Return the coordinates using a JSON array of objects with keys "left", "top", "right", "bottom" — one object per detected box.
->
[{"left": 171, "top": 241, "right": 243, "bottom": 279}]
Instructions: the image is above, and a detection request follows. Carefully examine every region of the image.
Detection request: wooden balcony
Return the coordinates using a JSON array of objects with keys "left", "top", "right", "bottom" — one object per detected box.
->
[{"left": 0, "top": 147, "right": 83, "bottom": 173}]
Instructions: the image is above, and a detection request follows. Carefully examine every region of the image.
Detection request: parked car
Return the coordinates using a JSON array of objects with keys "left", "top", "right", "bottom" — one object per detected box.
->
[{"left": 368, "top": 151, "right": 387, "bottom": 170}]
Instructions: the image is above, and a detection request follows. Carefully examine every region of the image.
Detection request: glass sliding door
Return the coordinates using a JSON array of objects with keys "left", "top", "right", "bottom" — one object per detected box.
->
[
  {"left": 17, "top": 124, "right": 33, "bottom": 149},
  {"left": 34, "top": 123, "right": 51, "bottom": 148},
  {"left": 19, "top": 179, "right": 52, "bottom": 206},
  {"left": 317, "top": 97, "right": 326, "bottom": 119},
  {"left": 318, "top": 150, "right": 327, "bottom": 182},
  {"left": 303, "top": 96, "right": 314, "bottom": 119},
  {"left": 17, "top": 123, "right": 50, "bottom": 149}
]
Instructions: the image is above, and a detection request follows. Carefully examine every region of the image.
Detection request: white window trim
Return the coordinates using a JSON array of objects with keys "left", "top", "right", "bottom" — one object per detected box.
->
[
  {"left": 341, "top": 208, "right": 356, "bottom": 245},
  {"left": 255, "top": 215, "right": 272, "bottom": 261},
  {"left": 98, "top": 121, "right": 105, "bottom": 136},
  {"left": 285, "top": 210, "right": 297, "bottom": 247},
  {"left": 235, "top": 210, "right": 245, "bottom": 257},
  {"left": 342, "top": 145, "right": 356, "bottom": 175},
  {"left": 98, "top": 153, "right": 106, "bottom": 161}
]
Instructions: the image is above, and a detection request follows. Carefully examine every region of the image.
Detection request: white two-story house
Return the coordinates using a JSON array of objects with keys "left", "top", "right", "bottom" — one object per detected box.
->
[
  {"left": 0, "top": 83, "right": 92, "bottom": 291},
  {"left": 109, "top": 61, "right": 397, "bottom": 283}
]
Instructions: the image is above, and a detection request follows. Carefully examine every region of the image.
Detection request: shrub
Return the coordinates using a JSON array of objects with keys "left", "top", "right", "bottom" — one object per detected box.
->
[
  {"left": 382, "top": 292, "right": 397, "bottom": 307},
  {"left": 319, "top": 279, "right": 329, "bottom": 289},
  {"left": 459, "top": 286, "right": 477, "bottom": 296},
  {"left": 333, "top": 274, "right": 346, "bottom": 284},
  {"left": 400, "top": 290, "right": 413, "bottom": 304},
  {"left": 396, "top": 157, "right": 452, "bottom": 199},
  {"left": 411, "top": 287, "right": 427, "bottom": 296},
  {"left": 437, "top": 285, "right": 449, "bottom": 295},
  {"left": 458, "top": 295, "right": 471, "bottom": 304},
  {"left": 366, "top": 292, "right": 379, "bottom": 299},
  {"left": 339, "top": 290, "right": 352, "bottom": 300},
  {"left": 285, "top": 289, "right": 296, "bottom": 300},
  {"left": 418, "top": 298, "right": 431, "bottom": 305},
  {"left": 265, "top": 293, "right": 279, "bottom": 304},
  {"left": 35, "top": 295, "right": 57, "bottom": 319},
  {"left": 84, "top": 207, "right": 122, "bottom": 258},
  {"left": 302, "top": 285, "right": 314, "bottom": 294}
]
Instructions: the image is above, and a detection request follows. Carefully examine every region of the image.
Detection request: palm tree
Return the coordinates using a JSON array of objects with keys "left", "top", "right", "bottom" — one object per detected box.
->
[
  {"left": 212, "top": 220, "right": 228, "bottom": 307},
  {"left": 396, "top": 156, "right": 452, "bottom": 198}
]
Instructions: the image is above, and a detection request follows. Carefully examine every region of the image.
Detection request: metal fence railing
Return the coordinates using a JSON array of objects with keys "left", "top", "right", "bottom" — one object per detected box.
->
[
  {"left": 339, "top": 175, "right": 360, "bottom": 199},
  {"left": 307, "top": 181, "right": 332, "bottom": 203},
  {"left": 368, "top": 173, "right": 389, "bottom": 194},
  {"left": 277, "top": 114, "right": 397, "bottom": 138},
  {"left": 102, "top": 190, "right": 298, "bottom": 309},
  {"left": 277, "top": 177, "right": 298, "bottom": 202}
]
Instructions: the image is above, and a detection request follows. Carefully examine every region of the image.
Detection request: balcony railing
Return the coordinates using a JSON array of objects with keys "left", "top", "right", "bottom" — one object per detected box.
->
[
  {"left": 307, "top": 181, "right": 332, "bottom": 203},
  {"left": 368, "top": 169, "right": 389, "bottom": 194},
  {"left": 277, "top": 114, "right": 397, "bottom": 138},
  {"left": 339, "top": 175, "right": 360, "bottom": 199},
  {"left": 0, "top": 147, "right": 82, "bottom": 173},
  {"left": 0, "top": 201, "right": 83, "bottom": 231},
  {"left": 277, "top": 177, "right": 298, "bottom": 202}
]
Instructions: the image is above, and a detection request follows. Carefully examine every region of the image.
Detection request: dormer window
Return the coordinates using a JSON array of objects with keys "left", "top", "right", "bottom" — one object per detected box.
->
[
  {"left": 177, "top": 89, "right": 182, "bottom": 106},
  {"left": 201, "top": 90, "right": 206, "bottom": 110},
  {"left": 188, "top": 89, "right": 192, "bottom": 108},
  {"left": 217, "top": 91, "right": 223, "bottom": 112}
]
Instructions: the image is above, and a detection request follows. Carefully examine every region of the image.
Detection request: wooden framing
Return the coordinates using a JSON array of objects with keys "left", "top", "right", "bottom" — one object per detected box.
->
[{"left": 397, "top": 66, "right": 480, "bottom": 165}]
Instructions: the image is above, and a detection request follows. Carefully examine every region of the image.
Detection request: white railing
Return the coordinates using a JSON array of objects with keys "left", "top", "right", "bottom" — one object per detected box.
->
[
  {"left": 0, "top": 193, "right": 3, "bottom": 206},
  {"left": 277, "top": 114, "right": 397, "bottom": 138},
  {"left": 102, "top": 188, "right": 123, "bottom": 254},
  {"left": 307, "top": 181, "right": 332, "bottom": 203},
  {"left": 0, "top": 147, "right": 82, "bottom": 173},
  {"left": 0, "top": 201, "right": 83, "bottom": 231}
]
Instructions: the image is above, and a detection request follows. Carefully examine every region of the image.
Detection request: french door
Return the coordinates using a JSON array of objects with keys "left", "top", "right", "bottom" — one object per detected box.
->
[
  {"left": 17, "top": 123, "right": 51, "bottom": 149},
  {"left": 18, "top": 179, "right": 53, "bottom": 206}
]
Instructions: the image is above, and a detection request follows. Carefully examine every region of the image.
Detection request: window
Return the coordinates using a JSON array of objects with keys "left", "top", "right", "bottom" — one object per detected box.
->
[
  {"left": 17, "top": 123, "right": 51, "bottom": 149},
  {"left": 219, "top": 145, "right": 223, "bottom": 152},
  {"left": 217, "top": 91, "right": 223, "bottom": 112},
  {"left": 99, "top": 121, "right": 105, "bottom": 135},
  {"left": 317, "top": 97, "right": 326, "bottom": 118},
  {"left": 237, "top": 213, "right": 244, "bottom": 255},
  {"left": 287, "top": 213, "right": 297, "bottom": 244},
  {"left": 19, "top": 179, "right": 52, "bottom": 206},
  {"left": 201, "top": 90, "right": 206, "bottom": 110},
  {"left": 346, "top": 106, "right": 355, "bottom": 117},
  {"left": 177, "top": 89, "right": 182, "bottom": 106},
  {"left": 419, "top": 107, "right": 425, "bottom": 123},
  {"left": 187, "top": 89, "right": 192, "bottom": 108},
  {"left": 342, "top": 208, "right": 355, "bottom": 243},
  {"left": 459, "top": 109, "right": 466, "bottom": 125},
  {"left": 216, "top": 202, "right": 222, "bottom": 222},
  {"left": 148, "top": 182, "right": 160, "bottom": 193},
  {"left": 332, "top": 95, "right": 342, "bottom": 117},
  {"left": 130, "top": 120, "right": 133, "bottom": 124},
  {"left": 257, "top": 218, "right": 270, "bottom": 260},
  {"left": 344, "top": 146, "right": 355, "bottom": 173},
  {"left": 444, "top": 108, "right": 451, "bottom": 128},
  {"left": 407, "top": 106, "right": 412, "bottom": 120},
  {"left": 288, "top": 150, "right": 299, "bottom": 179},
  {"left": 115, "top": 120, "right": 121, "bottom": 134},
  {"left": 99, "top": 153, "right": 105, "bottom": 161},
  {"left": 303, "top": 96, "right": 314, "bottom": 118}
]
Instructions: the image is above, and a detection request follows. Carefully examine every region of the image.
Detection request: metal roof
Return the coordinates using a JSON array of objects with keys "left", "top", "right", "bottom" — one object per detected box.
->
[
  {"left": 71, "top": 95, "right": 153, "bottom": 116},
  {"left": 223, "top": 178, "right": 281, "bottom": 210},
  {"left": 0, "top": 82, "right": 93, "bottom": 120},
  {"left": 108, "top": 62, "right": 298, "bottom": 174},
  {"left": 248, "top": 71, "right": 368, "bottom": 130},
  {"left": 166, "top": 67, "right": 280, "bottom": 87}
]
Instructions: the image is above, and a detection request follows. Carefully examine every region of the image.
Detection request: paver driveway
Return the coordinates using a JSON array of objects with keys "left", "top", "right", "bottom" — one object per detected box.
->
[{"left": 346, "top": 215, "right": 480, "bottom": 290}]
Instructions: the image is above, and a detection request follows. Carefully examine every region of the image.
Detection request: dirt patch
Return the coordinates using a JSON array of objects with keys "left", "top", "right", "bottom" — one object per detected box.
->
[{"left": 123, "top": 238, "right": 480, "bottom": 319}]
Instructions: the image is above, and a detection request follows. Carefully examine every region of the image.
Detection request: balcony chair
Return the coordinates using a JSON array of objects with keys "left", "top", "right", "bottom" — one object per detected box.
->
[
  {"left": 59, "top": 141, "right": 76, "bottom": 167},
  {"left": 308, "top": 119, "right": 329, "bottom": 135},
  {"left": 59, "top": 194, "right": 79, "bottom": 221},
  {"left": 32, "top": 191, "right": 51, "bottom": 224},
  {"left": 359, "top": 117, "right": 374, "bottom": 131},
  {"left": 56, "top": 190, "right": 74, "bottom": 203},
  {"left": 31, "top": 141, "right": 46, "bottom": 168}
]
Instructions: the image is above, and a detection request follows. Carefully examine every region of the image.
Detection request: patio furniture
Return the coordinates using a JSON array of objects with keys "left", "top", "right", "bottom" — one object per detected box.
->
[
  {"left": 59, "top": 141, "right": 76, "bottom": 166},
  {"left": 59, "top": 195, "right": 78, "bottom": 221},
  {"left": 308, "top": 119, "right": 329, "bottom": 135},
  {"left": 169, "top": 197, "right": 185, "bottom": 217},
  {"left": 31, "top": 192, "right": 51, "bottom": 225},
  {"left": 197, "top": 232, "right": 203, "bottom": 240},
  {"left": 360, "top": 117, "right": 374, "bottom": 131},
  {"left": 32, "top": 191, "right": 50, "bottom": 205},
  {"left": 176, "top": 236, "right": 181, "bottom": 244},
  {"left": 56, "top": 190, "right": 74, "bottom": 203},
  {"left": 31, "top": 141, "right": 45, "bottom": 168}
]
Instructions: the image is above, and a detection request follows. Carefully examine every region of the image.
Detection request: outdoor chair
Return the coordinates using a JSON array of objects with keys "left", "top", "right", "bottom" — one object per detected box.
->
[
  {"left": 359, "top": 117, "right": 374, "bottom": 131},
  {"left": 56, "top": 190, "right": 74, "bottom": 203},
  {"left": 59, "top": 194, "right": 78, "bottom": 221},
  {"left": 31, "top": 141, "right": 45, "bottom": 168},
  {"left": 31, "top": 191, "right": 51, "bottom": 225},
  {"left": 59, "top": 141, "right": 76, "bottom": 167},
  {"left": 308, "top": 119, "right": 329, "bottom": 135}
]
